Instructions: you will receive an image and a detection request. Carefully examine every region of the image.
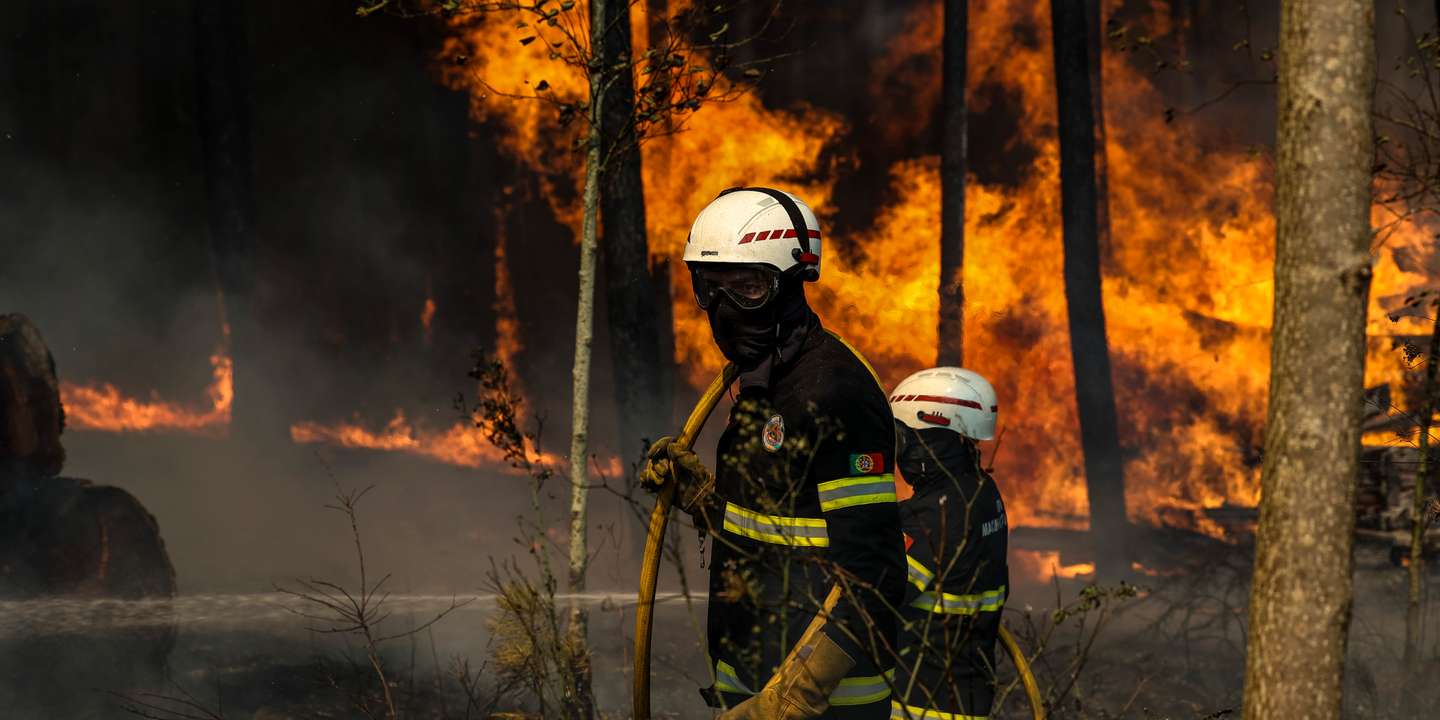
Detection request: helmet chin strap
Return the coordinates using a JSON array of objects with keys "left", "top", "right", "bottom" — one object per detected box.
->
[{"left": 716, "top": 186, "right": 819, "bottom": 282}]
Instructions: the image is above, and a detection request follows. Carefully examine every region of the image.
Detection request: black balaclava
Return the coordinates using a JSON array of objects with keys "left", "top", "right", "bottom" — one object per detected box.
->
[
  {"left": 896, "top": 422, "right": 982, "bottom": 490},
  {"left": 707, "top": 277, "right": 818, "bottom": 395}
]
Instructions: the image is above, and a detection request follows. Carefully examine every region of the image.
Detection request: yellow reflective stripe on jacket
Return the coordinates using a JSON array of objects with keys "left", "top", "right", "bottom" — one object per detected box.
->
[
  {"left": 909, "top": 585, "right": 1007, "bottom": 615},
  {"left": 722, "top": 502, "right": 830, "bottom": 547},
  {"left": 713, "top": 659, "right": 753, "bottom": 695},
  {"left": 829, "top": 668, "right": 895, "bottom": 706},
  {"left": 817, "top": 474, "right": 898, "bottom": 512},
  {"left": 906, "top": 555, "right": 934, "bottom": 592},
  {"left": 890, "top": 700, "right": 986, "bottom": 719}
]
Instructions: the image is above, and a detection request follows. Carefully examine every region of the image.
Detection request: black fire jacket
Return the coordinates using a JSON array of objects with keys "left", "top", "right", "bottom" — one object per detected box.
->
[
  {"left": 893, "top": 456, "right": 1009, "bottom": 719},
  {"left": 703, "top": 327, "right": 906, "bottom": 719}
]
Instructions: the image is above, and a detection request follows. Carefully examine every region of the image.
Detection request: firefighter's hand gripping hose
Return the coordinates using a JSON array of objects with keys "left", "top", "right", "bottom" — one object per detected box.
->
[{"left": 631, "top": 363, "right": 1045, "bottom": 720}]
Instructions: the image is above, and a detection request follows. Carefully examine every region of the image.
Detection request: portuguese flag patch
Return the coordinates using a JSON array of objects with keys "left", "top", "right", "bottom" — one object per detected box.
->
[{"left": 849, "top": 452, "right": 884, "bottom": 475}]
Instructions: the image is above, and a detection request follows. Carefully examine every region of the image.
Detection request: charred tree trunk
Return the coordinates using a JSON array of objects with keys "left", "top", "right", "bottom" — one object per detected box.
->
[
  {"left": 1242, "top": 1, "right": 1374, "bottom": 716},
  {"left": 193, "top": 0, "right": 261, "bottom": 439},
  {"left": 601, "top": 0, "right": 671, "bottom": 467},
  {"left": 1085, "top": 0, "right": 1112, "bottom": 264},
  {"left": 1051, "top": 0, "right": 1128, "bottom": 578},
  {"left": 936, "top": 0, "right": 967, "bottom": 367}
]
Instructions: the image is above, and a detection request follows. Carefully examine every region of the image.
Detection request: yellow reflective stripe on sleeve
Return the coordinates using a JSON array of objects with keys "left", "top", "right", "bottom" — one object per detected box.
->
[
  {"left": 906, "top": 555, "right": 934, "bottom": 592},
  {"left": 890, "top": 700, "right": 987, "bottom": 719},
  {"left": 817, "top": 474, "right": 898, "bottom": 512},
  {"left": 713, "top": 659, "right": 753, "bottom": 695},
  {"left": 909, "top": 585, "right": 1007, "bottom": 615},
  {"left": 722, "top": 502, "right": 830, "bottom": 547},
  {"left": 828, "top": 668, "right": 895, "bottom": 706}
]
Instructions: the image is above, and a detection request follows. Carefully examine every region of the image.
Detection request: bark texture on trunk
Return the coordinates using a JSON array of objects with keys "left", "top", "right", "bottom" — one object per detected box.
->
[
  {"left": 936, "top": 0, "right": 967, "bottom": 367},
  {"left": 1242, "top": 1, "right": 1374, "bottom": 716},
  {"left": 600, "top": 0, "right": 671, "bottom": 465},
  {"left": 1050, "top": 0, "right": 1128, "bottom": 578},
  {"left": 193, "top": 0, "right": 260, "bottom": 439}
]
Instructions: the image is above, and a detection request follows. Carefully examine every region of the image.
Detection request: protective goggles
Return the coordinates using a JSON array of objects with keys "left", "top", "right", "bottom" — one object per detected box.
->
[{"left": 690, "top": 264, "right": 781, "bottom": 310}]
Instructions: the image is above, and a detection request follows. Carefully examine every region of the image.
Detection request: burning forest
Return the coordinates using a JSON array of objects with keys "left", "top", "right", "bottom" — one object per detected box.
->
[{"left": 2, "top": 0, "right": 1440, "bottom": 718}]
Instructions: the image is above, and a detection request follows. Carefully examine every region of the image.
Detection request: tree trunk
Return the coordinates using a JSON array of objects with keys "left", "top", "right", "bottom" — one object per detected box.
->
[
  {"left": 1242, "top": 1, "right": 1374, "bottom": 716},
  {"left": 1405, "top": 302, "right": 1439, "bottom": 672},
  {"left": 600, "top": 0, "right": 671, "bottom": 466},
  {"left": 1050, "top": 0, "right": 1128, "bottom": 579},
  {"left": 1085, "top": 0, "right": 1112, "bottom": 265},
  {"left": 193, "top": 0, "right": 260, "bottom": 440},
  {"left": 563, "top": 5, "right": 606, "bottom": 717},
  {"left": 936, "top": 0, "right": 967, "bottom": 367}
]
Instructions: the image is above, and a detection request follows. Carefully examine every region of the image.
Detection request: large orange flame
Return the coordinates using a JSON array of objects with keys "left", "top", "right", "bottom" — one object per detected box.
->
[
  {"left": 289, "top": 408, "right": 621, "bottom": 477},
  {"left": 435, "top": 0, "right": 1438, "bottom": 539}
]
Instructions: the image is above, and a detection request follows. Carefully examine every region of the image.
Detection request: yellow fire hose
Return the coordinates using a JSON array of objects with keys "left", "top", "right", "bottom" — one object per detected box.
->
[
  {"left": 632, "top": 364, "right": 1044, "bottom": 720},
  {"left": 633, "top": 363, "right": 739, "bottom": 720}
]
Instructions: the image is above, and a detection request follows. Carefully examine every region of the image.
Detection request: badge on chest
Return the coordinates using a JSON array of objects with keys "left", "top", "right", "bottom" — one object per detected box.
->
[{"left": 762, "top": 414, "right": 785, "bottom": 452}]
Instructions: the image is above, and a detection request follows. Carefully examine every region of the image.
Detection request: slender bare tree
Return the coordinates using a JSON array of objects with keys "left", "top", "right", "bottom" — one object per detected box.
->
[{"left": 1243, "top": 0, "right": 1375, "bottom": 716}]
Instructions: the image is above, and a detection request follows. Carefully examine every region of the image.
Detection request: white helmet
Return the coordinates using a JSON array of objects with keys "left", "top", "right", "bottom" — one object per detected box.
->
[
  {"left": 684, "top": 187, "right": 822, "bottom": 280},
  {"left": 889, "top": 367, "right": 998, "bottom": 441}
]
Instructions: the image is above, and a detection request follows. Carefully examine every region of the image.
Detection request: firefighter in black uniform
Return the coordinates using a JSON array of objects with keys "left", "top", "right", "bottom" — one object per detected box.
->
[
  {"left": 887, "top": 367, "right": 1009, "bottom": 720},
  {"left": 641, "top": 188, "right": 906, "bottom": 719}
]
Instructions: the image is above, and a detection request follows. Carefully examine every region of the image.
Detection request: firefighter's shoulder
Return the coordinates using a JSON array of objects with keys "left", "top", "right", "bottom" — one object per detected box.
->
[{"left": 804, "top": 331, "right": 890, "bottom": 408}]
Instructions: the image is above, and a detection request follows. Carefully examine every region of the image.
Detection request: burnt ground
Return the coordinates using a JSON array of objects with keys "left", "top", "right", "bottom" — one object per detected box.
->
[{"left": 3, "top": 537, "right": 1436, "bottom": 719}]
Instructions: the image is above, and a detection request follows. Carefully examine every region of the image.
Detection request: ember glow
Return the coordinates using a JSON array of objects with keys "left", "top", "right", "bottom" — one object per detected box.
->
[
  {"left": 440, "top": 0, "right": 1439, "bottom": 537},
  {"left": 420, "top": 295, "right": 437, "bottom": 340},
  {"left": 60, "top": 347, "right": 233, "bottom": 436}
]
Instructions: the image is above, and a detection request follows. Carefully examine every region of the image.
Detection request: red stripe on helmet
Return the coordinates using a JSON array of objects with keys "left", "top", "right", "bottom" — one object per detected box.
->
[
  {"left": 755, "top": 230, "right": 772, "bottom": 242},
  {"left": 780, "top": 228, "right": 822, "bottom": 239},
  {"left": 738, "top": 232, "right": 755, "bottom": 244}
]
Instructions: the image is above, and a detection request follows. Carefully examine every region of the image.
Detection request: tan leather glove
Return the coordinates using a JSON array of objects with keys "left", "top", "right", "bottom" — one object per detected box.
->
[
  {"left": 717, "top": 632, "right": 857, "bottom": 720},
  {"left": 639, "top": 436, "right": 717, "bottom": 525}
]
